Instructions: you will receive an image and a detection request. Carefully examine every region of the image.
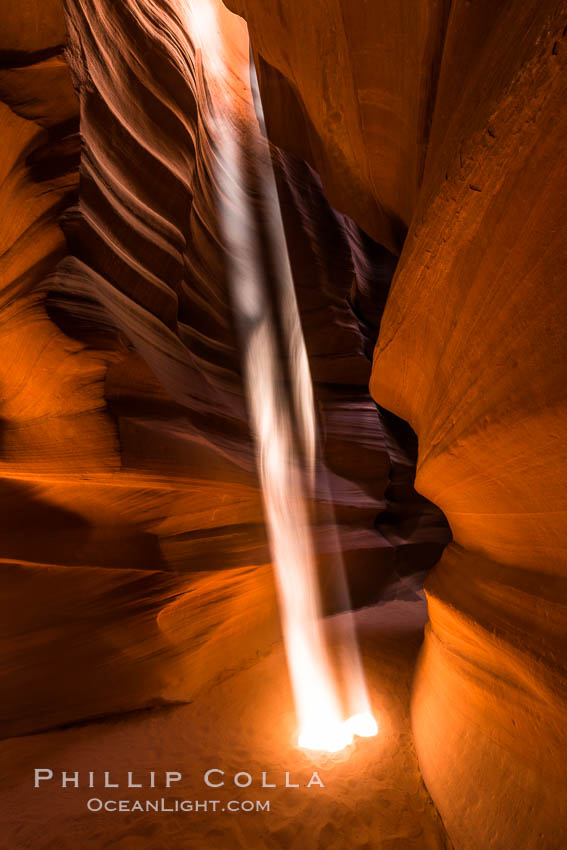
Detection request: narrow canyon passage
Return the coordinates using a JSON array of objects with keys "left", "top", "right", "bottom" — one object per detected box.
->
[
  {"left": 1, "top": 0, "right": 566, "bottom": 848},
  {"left": 0, "top": 0, "right": 453, "bottom": 845}
]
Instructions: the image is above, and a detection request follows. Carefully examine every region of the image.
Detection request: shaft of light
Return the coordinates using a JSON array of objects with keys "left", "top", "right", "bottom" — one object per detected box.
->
[
  {"left": 184, "top": 0, "right": 377, "bottom": 752},
  {"left": 249, "top": 61, "right": 377, "bottom": 734}
]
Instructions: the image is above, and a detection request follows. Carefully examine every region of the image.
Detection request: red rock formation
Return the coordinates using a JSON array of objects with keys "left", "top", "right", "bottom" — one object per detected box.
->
[
  {"left": 223, "top": 0, "right": 567, "bottom": 847},
  {"left": 0, "top": 0, "right": 279, "bottom": 737},
  {"left": 8, "top": 0, "right": 564, "bottom": 846},
  {"left": 225, "top": 0, "right": 451, "bottom": 255},
  {"left": 0, "top": 0, "right": 447, "bottom": 740},
  {"left": 371, "top": 2, "right": 567, "bottom": 846}
]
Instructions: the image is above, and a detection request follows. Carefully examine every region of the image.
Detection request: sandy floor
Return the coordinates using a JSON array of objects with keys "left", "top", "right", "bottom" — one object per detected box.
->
[{"left": 1, "top": 600, "right": 452, "bottom": 849}]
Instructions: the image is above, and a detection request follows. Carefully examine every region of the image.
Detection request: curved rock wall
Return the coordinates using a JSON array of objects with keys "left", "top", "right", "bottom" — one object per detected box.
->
[
  {"left": 4, "top": 0, "right": 565, "bottom": 845},
  {"left": 0, "top": 0, "right": 278, "bottom": 737},
  {"left": 0, "top": 0, "right": 447, "bottom": 738},
  {"left": 225, "top": 0, "right": 451, "bottom": 254},
  {"left": 229, "top": 0, "right": 567, "bottom": 846},
  {"left": 371, "top": 2, "right": 567, "bottom": 846}
]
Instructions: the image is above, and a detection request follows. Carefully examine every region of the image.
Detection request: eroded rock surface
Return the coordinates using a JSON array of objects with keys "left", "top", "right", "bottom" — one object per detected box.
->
[
  {"left": 370, "top": 2, "right": 567, "bottom": 846},
  {"left": 226, "top": 0, "right": 567, "bottom": 847},
  {"left": 5, "top": 0, "right": 562, "bottom": 847},
  {"left": 225, "top": 0, "right": 450, "bottom": 254},
  {"left": 0, "top": 0, "right": 448, "bottom": 739}
]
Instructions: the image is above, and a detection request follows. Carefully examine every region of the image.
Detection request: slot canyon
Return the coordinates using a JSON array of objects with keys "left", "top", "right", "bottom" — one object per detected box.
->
[{"left": 0, "top": 0, "right": 566, "bottom": 848}]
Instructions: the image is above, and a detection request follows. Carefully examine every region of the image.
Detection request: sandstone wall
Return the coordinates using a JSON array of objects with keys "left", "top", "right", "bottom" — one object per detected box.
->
[
  {"left": 0, "top": 0, "right": 446, "bottom": 737},
  {"left": 230, "top": 0, "right": 567, "bottom": 846}
]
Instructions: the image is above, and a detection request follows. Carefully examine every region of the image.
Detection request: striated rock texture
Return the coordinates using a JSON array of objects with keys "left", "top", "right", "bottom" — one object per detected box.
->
[
  {"left": 370, "top": 2, "right": 567, "bottom": 847},
  {"left": 0, "top": 0, "right": 448, "bottom": 739},
  {"left": 228, "top": 0, "right": 567, "bottom": 847},
  {"left": 225, "top": 0, "right": 451, "bottom": 255},
  {"left": 8, "top": 0, "right": 566, "bottom": 845},
  {"left": 0, "top": 0, "right": 277, "bottom": 738}
]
